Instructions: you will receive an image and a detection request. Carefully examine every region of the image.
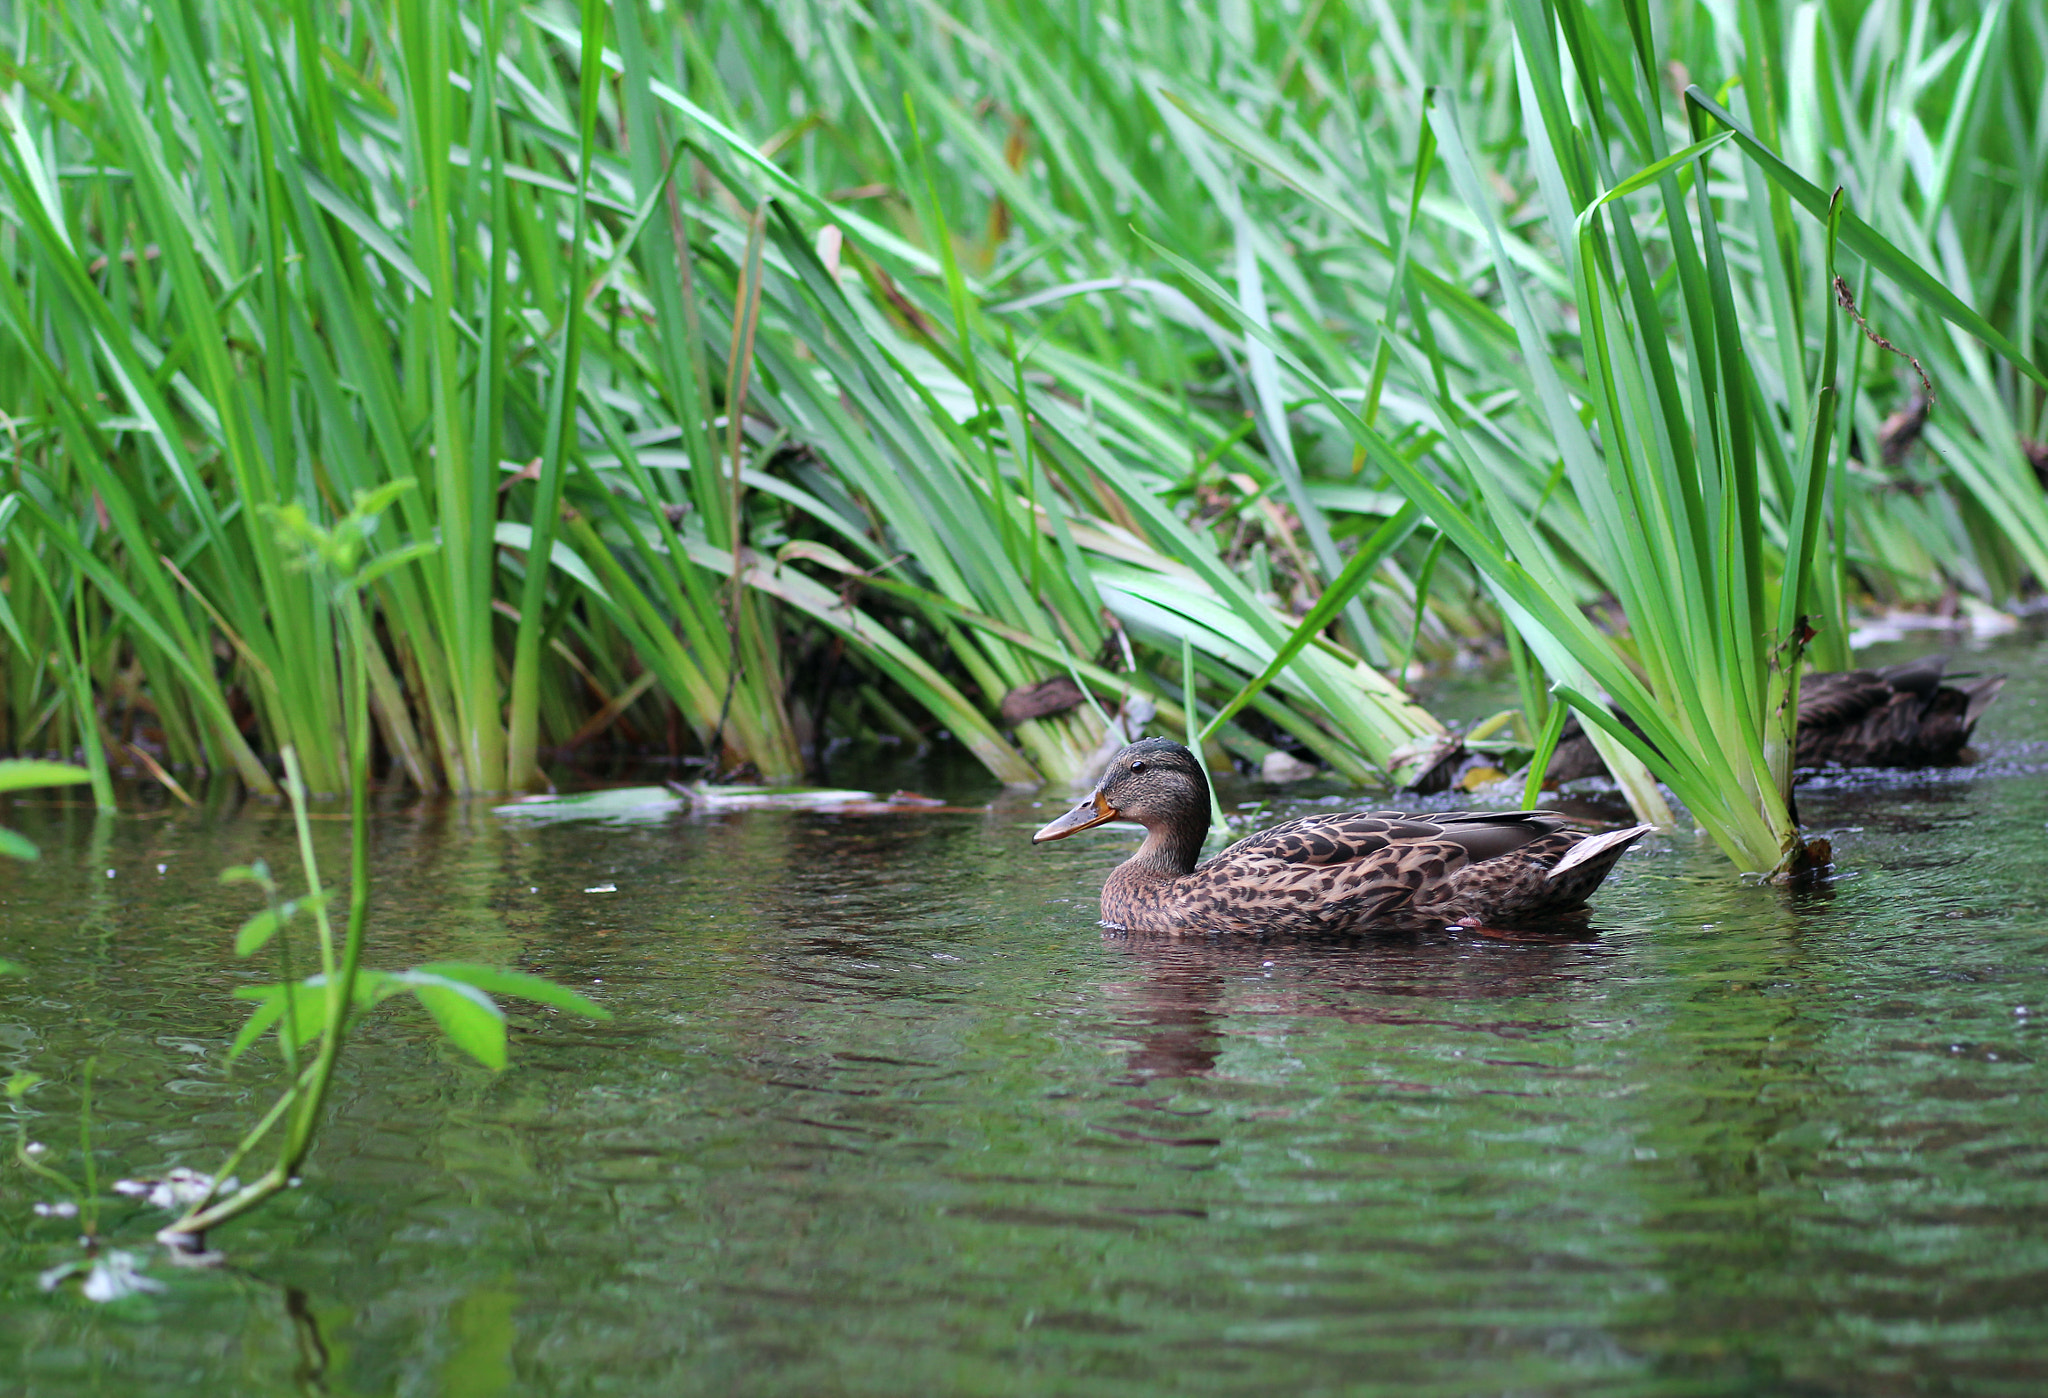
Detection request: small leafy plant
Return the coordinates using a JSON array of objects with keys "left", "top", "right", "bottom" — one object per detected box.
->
[
  {"left": 156, "top": 750, "right": 608, "bottom": 1251},
  {"left": 145, "top": 491, "right": 610, "bottom": 1253},
  {"left": 3, "top": 490, "right": 611, "bottom": 1281},
  {"left": 8, "top": 1064, "right": 173, "bottom": 1303},
  {"left": 8, "top": 1062, "right": 97, "bottom": 1238}
]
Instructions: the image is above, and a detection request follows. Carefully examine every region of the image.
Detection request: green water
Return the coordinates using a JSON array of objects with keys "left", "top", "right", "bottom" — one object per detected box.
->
[{"left": 3, "top": 635, "right": 2047, "bottom": 1396}]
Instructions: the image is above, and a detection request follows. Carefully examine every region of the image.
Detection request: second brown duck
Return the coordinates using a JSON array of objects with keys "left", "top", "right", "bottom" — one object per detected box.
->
[{"left": 1545, "top": 655, "right": 2004, "bottom": 784}]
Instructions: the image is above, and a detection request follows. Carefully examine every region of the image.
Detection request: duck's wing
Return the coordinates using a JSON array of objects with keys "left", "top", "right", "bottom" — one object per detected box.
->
[
  {"left": 1797, "top": 668, "right": 1894, "bottom": 731},
  {"left": 1874, "top": 654, "right": 1951, "bottom": 696},
  {"left": 1208, "top": 811, "right": 1416, "bottom": 866},
  {"left": 1184, "top": 811, "right": 1578, "bottom": 927},
  {"left": 1209, "top": 809, "right": 1566, "bottom": 868}
]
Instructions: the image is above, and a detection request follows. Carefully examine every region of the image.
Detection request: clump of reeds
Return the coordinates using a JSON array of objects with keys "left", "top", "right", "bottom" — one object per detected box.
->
[{"left": 0, "top": 0, "right": 2038, "bottom": 876}]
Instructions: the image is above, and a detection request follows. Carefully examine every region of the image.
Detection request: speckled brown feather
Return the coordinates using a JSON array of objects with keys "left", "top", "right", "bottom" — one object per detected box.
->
[{"left": 1035, "top": 739, "right": 1650, "bottom": 934}]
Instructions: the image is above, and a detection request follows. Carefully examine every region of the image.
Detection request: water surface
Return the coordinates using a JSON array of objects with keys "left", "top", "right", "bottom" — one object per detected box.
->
[{"left": 3, "top": 634, "right": 2046, "bottom": 1395}]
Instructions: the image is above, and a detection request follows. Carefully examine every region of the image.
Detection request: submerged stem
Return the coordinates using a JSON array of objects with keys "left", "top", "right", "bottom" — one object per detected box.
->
[{"left": 77, "top": 1057, "right": 96, "bottom": 1237}]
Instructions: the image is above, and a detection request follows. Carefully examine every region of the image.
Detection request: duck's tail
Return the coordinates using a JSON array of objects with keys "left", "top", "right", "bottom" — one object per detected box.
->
[
  {"left": 1548, "top": 823, "right": 1656, "bottom": 880},
  {"left": 1961, "top": 674, "right": 2006, "bottom": 733}
]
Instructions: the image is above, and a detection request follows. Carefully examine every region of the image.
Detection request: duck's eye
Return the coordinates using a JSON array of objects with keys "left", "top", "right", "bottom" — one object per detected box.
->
[{"left": 1129, "top": 759, "right": 1147, "bottom": 773}]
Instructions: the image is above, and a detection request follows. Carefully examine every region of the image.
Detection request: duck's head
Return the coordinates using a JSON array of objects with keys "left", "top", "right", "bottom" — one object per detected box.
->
[{"left": 1031, "top": 737, "right": 1211, "bottom": 853}]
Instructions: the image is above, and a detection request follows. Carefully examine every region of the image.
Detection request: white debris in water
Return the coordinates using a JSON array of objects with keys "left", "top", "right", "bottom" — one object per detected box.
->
[
  {"left": 85, "top": 1251, "right": 165, "bottom": 1302},
  {"left": 1260, "top": 750, "right": 1319, "bottom": 783},
  {"left": 113, "top": 1167, "right": 236, "bottom": 1212},
  {"left": 495, "top": 787, "right": 685, "bottom": 824},
  {"left": 40, "top": 1250, "right": 166, "bottom": 1302},
  {"left": 584, "top": 883, "right": 616, "bottom": 894},
  {"left": 1847, "top": 601, "right": 2018, "bottom": 648}
]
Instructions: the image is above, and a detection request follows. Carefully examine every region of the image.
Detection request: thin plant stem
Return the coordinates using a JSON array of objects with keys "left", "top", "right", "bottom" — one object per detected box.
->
[
  {"left": 283, "top": 748, "right": 336, "bottom": 984},
  {"left": 76, "top": 1057, "right": 95, "bottom": 1237},
  {"left": 1183, "top": 635, "right": 1227, "bottom": 839},
  {"left": 703, "top": 203, "right": 770, "bottom": 779},
  {"left": 181, "top": 1060, "right": 318, "bottom": 1218},
  {"left": 273, "top": 869, "right": 301, "bottom": 1085},
  {"left": 1523, "top": 699, "right": 1571, "bottom": 812},
  {"left": 12, "top": 1119, "right": 83, "bottom": 1202}
]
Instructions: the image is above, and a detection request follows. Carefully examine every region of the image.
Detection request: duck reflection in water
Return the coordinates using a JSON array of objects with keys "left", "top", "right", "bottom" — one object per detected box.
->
[{"left": 1099, "top": 924, "right": 1609, "bottom": 1086}]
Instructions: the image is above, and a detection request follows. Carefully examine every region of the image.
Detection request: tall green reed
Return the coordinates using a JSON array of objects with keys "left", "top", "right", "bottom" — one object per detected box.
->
[{"left": 2, "top": 0, "right": 2038, "bottom": 816}]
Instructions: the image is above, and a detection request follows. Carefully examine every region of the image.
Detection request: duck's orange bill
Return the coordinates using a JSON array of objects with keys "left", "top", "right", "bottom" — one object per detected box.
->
[{"left": 1032, "top": 790, "right": 1120, "bottom": 843}]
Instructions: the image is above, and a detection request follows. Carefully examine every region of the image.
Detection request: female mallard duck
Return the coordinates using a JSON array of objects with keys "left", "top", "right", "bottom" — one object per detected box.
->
[{"left": 1035, "top": 738, "right": 1651, "bottom": 934}]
